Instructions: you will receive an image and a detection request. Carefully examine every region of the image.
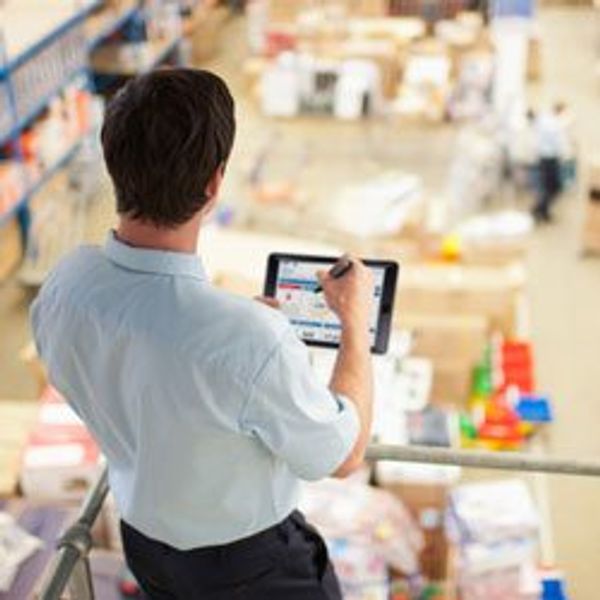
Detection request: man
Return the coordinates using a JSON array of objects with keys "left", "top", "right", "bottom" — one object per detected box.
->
[
  {"left": 31, "top": 69, "right": 374, "bottom": 599},
  {"left": 532, "top": 106, "right": 566, "bottom": 223},
  {"left": 554, "top": 101, "right": 577, "bottom": 189}
]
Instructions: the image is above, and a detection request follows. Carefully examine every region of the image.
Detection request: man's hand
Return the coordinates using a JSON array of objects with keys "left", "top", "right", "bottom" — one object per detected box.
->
[
  {"left": 321, "top": 255, "right": 374, "bottom": 478},
  {"left": 317, "top": 255, "right": 374, "bottom": 335},
  {"left": 254, "top": 296, "right": 281, "bottom": 310}
]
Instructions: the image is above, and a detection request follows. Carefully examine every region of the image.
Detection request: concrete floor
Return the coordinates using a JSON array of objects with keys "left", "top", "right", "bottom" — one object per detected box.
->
[
  {"left": 525, "top": 8, "right": 600, "bottom": 595},
  {"left": 0, "top": 6, "right": 599, "bottom": 597}
]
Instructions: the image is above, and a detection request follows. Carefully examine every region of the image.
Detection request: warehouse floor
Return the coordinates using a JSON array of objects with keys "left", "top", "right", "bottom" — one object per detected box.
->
[{"left": 0, "top": 6, "right": 599, "bottom": 597}]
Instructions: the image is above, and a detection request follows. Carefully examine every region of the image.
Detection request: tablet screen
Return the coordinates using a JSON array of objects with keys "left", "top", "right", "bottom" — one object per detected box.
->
[{"left": 273, "top": 257, "right": 387, "bottom": 348}]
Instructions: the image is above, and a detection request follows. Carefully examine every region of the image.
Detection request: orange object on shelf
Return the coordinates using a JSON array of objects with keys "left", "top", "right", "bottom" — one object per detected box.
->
[
  {"left": 477, "top": 393, "right": 525, "bottom": 448},
  {"left": 19, "top": 129, "right": 39, "bottom": 161},
  {"left": 75, "top": 89, "right": 92, "bottom": 134}
]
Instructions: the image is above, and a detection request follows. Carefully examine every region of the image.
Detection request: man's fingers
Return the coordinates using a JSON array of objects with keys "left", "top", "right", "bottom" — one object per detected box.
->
[{"left": 254, "top": 296, "right": 281, "bottom": 309}]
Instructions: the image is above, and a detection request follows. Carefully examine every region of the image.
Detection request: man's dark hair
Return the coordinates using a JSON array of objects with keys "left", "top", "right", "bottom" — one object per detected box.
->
[{"left": 101, "top": 68, "right": 236, "bottom": 227}]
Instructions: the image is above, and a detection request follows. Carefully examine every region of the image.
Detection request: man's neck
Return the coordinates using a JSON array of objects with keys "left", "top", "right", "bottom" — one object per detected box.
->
[{"left": 116, "top": 215, "right": 201, "bottom": 254}]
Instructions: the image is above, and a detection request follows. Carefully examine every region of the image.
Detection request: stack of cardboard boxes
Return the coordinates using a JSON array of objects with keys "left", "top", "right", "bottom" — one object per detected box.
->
[
  {"left": 0, "top": 218, "right": 23, "bottom": 282},
  {"left": 184, "top": 0, "right": 230, "bottom": 63},
  {"left": 0, "top": 384, "right": 126, "bottom": 599},
  {"left": 0, "top": 400, "right": 39, "bottom": 497},
  {"left": 19, "top": 386, "right": 102, "bottom": 502},
  {"left": 400, "top": 313, "right": 488, "bottom": 405},
  {"left": 397, "top": 263, "right": 525, "bottom": 406},
  {"left": 379, "top": 468, "right": 458, "bottom": 583},
  {"left": 447, "top": 480, "right": 541, "bottom": 599},
  {"left": 267, "top": 0, "right": 390, "bottom": 24},
  {"left": 250, "top": 0, "right": 494, "bottom": 122},
  {"left": 582, "top": 158, "right": 600, "bottom": 254}
]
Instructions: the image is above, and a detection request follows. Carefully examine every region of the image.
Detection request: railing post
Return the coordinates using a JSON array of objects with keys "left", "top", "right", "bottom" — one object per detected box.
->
[
  {"left": 67, "top": 555, "right": 95, "bottom": 600},
  {"left": 35, "top": 445, "right": 600, "bottom": 599},
  {"left": 38, "top": 467, "right": 109, "bottom": 600}
]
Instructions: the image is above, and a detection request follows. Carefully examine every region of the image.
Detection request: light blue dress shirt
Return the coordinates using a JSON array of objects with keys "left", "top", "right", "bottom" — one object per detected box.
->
[{"left": 30, "top": 232, "right": 359, "bottom": 549}]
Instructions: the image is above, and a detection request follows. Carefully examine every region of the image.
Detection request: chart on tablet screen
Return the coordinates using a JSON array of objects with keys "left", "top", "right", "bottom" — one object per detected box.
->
[{"left": 274, "top": 259, "right": 384, "bottom": 345}]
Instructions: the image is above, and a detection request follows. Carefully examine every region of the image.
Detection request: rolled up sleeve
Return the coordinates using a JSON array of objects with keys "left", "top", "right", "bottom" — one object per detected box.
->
[{"left": 240, "top": 330, "right": 360, "bottom": 481}]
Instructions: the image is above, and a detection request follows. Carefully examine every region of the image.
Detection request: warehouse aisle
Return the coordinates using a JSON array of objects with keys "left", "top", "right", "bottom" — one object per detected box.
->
[
  {"left": 186, "top": 9, "right": 600, "bottom": 595},
  {"left": 527, "top": 8, "right": 600, "bottom": 596},
  {"left": 0, "top": 6, "right": 598, "bottom": 596}
]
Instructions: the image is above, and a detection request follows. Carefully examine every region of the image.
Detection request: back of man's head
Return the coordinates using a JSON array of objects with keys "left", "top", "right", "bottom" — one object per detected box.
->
[{"left": 101, "top": 68, "right": 236, "bottom": 228}]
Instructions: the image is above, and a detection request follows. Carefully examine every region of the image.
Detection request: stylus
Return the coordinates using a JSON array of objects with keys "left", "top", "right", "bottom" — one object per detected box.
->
[{"left": 314, "top": 258, "right": 353, "bottom": 293}]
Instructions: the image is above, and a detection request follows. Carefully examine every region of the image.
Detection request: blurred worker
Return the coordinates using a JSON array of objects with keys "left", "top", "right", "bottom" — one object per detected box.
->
[
  {"left": 31, "top": 69, "right": 374, "bottom": 599},
  {"left": 554, "top": 100, "right": 577, "bottom": 189},
  {"left": 509, "top": 108, "right": 538, "bottom": 193},
  {"left": 532, "top": 107, "right": 566, "bottom": 223},
  {"left": 228, "top": 0, "right": 245, "bottom": 11}
]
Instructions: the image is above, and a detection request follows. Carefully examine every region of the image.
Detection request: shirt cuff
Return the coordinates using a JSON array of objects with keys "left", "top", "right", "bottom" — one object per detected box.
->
[{"left": 305, "top": 394, "right": 360, "bottom": 481}]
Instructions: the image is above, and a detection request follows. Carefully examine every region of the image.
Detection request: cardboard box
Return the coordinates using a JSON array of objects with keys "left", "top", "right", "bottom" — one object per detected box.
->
[
  {"left": 583, "top": 198, "right": 600, "bottom": 253},
  {"left": 0, "top": 217, "right": 22, "bottom": 281},
  {"left": 0, "top": 162, "right": 25, "bottom": 215},
  {"left": 397, "top": 264, "right": 525, "bottom": 336},
  {"left": 527, "top": 34, "right": 542, "bottom": 81},
  {"left": 380, "top": 480, "right": 451, "bottom": 581},
  {"left": 20, "top": 387, "right": 103, "bottom": 502},
  {"left": 461, "top": 237, "right": 530, "bottom": 267},
  {"left": 399, "top": 313, "right": 487, "bottom": 364},
  {"left": 348, "top": 0, "right": 389, "bottom": 16},
  {"left": 430, "top": 358, "right": 474, "bottom": 405},
  {"left": 20, "top": 342, "right": 48, "bottom": 397},
  {"left": 346, "top": 233, "right": 422, "bottom": 264},
  {"left": 0, "top": 400, "right": 39, "bottom": 497},
  {"left": 589, "top": 157, "right": 600, "bottom": 190},
  {"left": 421, "top": 526, "right": 450, "bottom": 581},
  {"left": 339, "top": 38, "right": 400, "bottom": 98},
  {"left": 188, "top": 5, "right": 229, "bottom": 62},
  {"left": 267, "top": 0, "right": 303, "bottom": 24},
  {"left": 243, "top": 57, "right": 269, "bottom": 93},
  {"left": 349, "top": 16, "right": 426, "bottom": 46},
  {"left": 383, "top": 481, "right": 448, "bottom": 517},
  {"left": 456, "top": 11, "right": 484, "bottom": 32},
  {"left": 268, "top": 0, "right": 388, "bottom": 23}
]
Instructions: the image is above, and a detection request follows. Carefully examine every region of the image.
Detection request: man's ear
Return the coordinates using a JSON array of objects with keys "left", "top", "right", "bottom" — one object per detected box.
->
[
  {"left": 205, "top": 163, "right": 225, "bottom": 200},
  {"left": 201, "top": 164, "right": 225, "bottom": 217}
]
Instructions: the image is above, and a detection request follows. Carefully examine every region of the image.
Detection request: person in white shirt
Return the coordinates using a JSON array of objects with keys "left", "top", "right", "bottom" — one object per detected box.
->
[
  {"left": 532, "top": 108, "right": 566, "bottom": 222},
  {"left": 554, "top": 101, "right": 577, "bottom": 189},
  {"left": 31, "top": 68, "right": 375, "bottom": 600},
  {"left": 509, "top": 108, "right": 538, "bottom": 192}
]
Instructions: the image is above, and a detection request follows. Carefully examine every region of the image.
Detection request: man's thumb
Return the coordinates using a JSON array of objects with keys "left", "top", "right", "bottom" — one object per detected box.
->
[{"left": 316, "top": 270, "right": 328, "bottom": 284}]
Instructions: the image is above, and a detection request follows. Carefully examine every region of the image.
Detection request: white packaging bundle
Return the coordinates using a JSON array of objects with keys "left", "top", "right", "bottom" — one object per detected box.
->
[
  {"left": 447, "top": 479, "right": 541, "bottom": 599},
  {"left": 447, "top": 479, "right": 539, "bottom": 547},
  {"left": 457, "top": 211, "right": 534, "bottom": 246},
  {"left": 299, "top": 478, "right": 424, "bottom": 576},
  {"left": 328, "top": 539, "right": 389, "bottom": 600},
  {"left": 260, "top": 53, "right": 302, "bottom": 117},
  {"left": 0, "top": 512, "right": 43, "bottom": 592},
  {"left": 311, "top": 172, "right": 423, "bottom": 238}
]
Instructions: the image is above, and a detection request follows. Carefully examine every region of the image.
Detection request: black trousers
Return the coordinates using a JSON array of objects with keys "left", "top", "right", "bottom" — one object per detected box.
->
[
  {"left": 533, "top": 157, "right": 562, "bottom": 220},
  {"left": 120, "top": 512, "right": 343, "bottom": 600}
]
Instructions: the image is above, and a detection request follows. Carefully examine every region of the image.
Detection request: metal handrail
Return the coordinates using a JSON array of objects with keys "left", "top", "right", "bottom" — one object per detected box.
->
[
  {"left": 37, "top": 444, "right": 600, "bottom": 599},
  {"left": 366, "top": 444, "right": 600, "bottom": 477},
  {"left": 38, "top": 468, "right": 109, "bottom": 600}
]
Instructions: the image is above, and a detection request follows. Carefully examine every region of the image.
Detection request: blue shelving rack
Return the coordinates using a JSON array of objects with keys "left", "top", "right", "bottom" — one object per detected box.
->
[
  {"left": 0, "top": 1, "right": 100, "bottom": 242},
  {"left": 0, "top": 0, "right": 183, "bottom": 264},
  {"left": 87, "top": 3, "right": 141, "bottom": 49}
]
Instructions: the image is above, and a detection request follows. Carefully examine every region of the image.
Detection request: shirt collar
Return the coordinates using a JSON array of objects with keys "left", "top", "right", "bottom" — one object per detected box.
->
[{"left": 104, "top": 231, "right": 207, "bottom": 280}]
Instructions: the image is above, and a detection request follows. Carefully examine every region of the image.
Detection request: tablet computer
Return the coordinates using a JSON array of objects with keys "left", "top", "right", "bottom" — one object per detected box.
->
[{"left": 264, "top": 253, "right": 399, "bottom": 354}]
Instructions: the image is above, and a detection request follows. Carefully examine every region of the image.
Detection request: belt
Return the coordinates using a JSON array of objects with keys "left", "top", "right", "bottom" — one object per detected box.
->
[{"left": 121, "top": 510, "right": 302, "bottom": 555}]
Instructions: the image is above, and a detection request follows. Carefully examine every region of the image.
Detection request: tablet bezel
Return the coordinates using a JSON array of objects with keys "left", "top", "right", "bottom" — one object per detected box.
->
[{"left": 264, "top": 253, "right": 399, "bottom": 355}]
